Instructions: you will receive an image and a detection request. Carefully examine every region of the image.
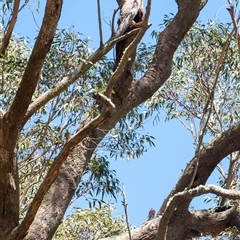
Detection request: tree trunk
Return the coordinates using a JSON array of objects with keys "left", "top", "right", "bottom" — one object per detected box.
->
[{"left": 0, "top": 150, "right": 19, "bottom": 238}]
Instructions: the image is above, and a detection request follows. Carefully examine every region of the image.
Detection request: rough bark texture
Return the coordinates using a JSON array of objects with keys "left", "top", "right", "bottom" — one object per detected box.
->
[
  {"left": 5, "top": 0, "right": 240, "bottom": 239},
  {"left": 24, "top": 140, "right": 97, "bottom": 240}
]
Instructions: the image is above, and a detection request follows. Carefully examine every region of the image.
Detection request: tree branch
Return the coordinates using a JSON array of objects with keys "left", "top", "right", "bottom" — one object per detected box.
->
[
  {"left": 157, "top": 185, "right": 240, "bottom": 239},
  {"left": 105, "top": 0, "right": 151, "bottom": 98},
  {"left": 122, "top": 185, "right": 132, "bottom": 240},
  {"left": 97, "top": 0, "right": 103, "bottom": 46},
  {"left": 6, "top": 93, "right": 115, "bottom": 240},
  {"left": 111, "top": 7, "right": 119, "bottom": 35},
  {"left": 0, "top": 0, "right": 20, "bottom": 57},
  {"left": 22, "top": 28, "right": 139, "bottom": 126},
  {"left": 130, "top": 0, "right": 208, "bottom": 110},
  {"left": 4, "top": 0, "right": 62, "bottom": 148}
]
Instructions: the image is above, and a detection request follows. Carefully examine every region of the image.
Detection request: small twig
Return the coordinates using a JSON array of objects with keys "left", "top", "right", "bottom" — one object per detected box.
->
[
  {"left": 111, "top": 8, "right": 120, "bottom": 36},
  {"left": 97, "top": 0, "right": 103, "bottom": 47},
  {"left": 122, "top": 185, "right": 132, "bottom": 240},
  {"left": 18, "top": 0, "right": 31, "bottom": 12},
  {"left": 216, "top": 164, "right": 227, "bottom": 180},
  {"left": 30, "top": 7, "right": 40, "bottom": 30}
]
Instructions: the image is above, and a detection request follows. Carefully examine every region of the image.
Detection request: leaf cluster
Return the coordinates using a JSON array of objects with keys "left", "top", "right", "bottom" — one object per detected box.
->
[
  {"left": 147, "top": 20, "right": 240, "bottom": 138},
  {"left": 53, "top": 204, "right": 126, "bottom": 240}
]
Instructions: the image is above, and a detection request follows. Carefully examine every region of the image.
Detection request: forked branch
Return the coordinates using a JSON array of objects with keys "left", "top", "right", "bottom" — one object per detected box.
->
[
  {"left": 22, "top": 28, "right": 140, "bottom": 126},
  {"left": 157, "top": 185, "right": 240, "bottom": 240},
  {"left": 6, "top": 93, "right": 115, "bottom": 240}
]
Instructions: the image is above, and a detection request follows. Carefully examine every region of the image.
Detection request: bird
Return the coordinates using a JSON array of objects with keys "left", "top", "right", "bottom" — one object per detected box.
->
[
  {"left": 147, "top": 208, "right": 155, "bottom": 221},
  {"left": 148, "top": 208, "right": 155, "bottom": 220}
]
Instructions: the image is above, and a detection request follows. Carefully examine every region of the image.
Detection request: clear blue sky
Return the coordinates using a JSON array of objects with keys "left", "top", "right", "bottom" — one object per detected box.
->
[{"left": 14, "top": 0, "right": 231, "bottom": 227}]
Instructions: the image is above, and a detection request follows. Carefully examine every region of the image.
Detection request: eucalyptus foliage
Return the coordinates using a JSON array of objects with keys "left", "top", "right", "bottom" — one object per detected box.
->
[
  {"left": 53, "top": 204, "right": 126, "bottom": 240},
  {"left": 0, "top": 24, "right": 156, "bottom": 222},
  {"left": 148, "top": 20, "right": 240, "bottom": 139}
]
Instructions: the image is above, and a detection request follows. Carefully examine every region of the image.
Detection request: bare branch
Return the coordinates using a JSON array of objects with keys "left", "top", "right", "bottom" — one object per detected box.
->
[
  {"left": 122, "top": 185, "right": 132, "bottom": 240},
  {"left": 216, "top": 164, "right": 227, "bottom": 180},
  {"left": 111, "top": 8, "right": 119, "bottom": 35},
  {"left": 97, "top": 0, "right": 103, "bottom": 46},
  {"left": 0, "top": 0, "right": 20, "bottom": 57},
  {"left": 4, "top": 0, "right": 63, "bottom": 148}
]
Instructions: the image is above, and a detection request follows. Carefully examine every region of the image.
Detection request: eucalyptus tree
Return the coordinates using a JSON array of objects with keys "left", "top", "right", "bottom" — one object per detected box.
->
[{"left": 2, "top": 0, "right": 240, "bottom": 240}]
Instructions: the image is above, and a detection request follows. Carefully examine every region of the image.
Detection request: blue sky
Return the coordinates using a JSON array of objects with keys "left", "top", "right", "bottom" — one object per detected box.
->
[{"left": 13, "top": 0, "right": 233, "bottom": 227}]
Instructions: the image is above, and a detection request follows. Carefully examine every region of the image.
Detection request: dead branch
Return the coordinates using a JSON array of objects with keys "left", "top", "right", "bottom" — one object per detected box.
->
[
  {"left": 97, "top": 0, "right": 103, "bottom": 46},
  {"left": 122, "top": 185, "right": 132, "bottom": 240},
  {"left": 105, "top": 0, "right": 151, "bottom": 98}
]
